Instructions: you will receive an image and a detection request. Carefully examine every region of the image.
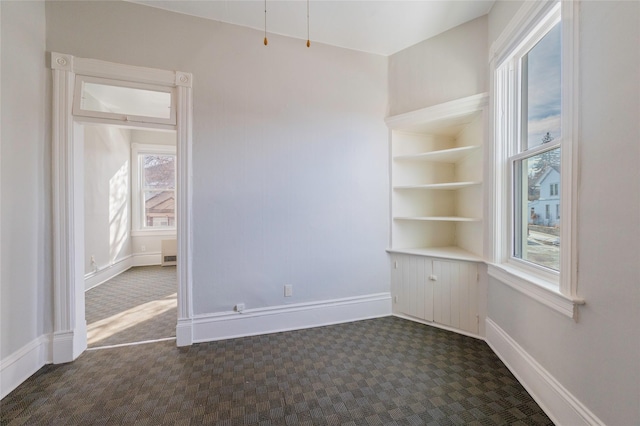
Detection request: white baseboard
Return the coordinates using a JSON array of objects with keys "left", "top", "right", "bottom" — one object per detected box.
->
[
  {"left": 176, "top": 318, "right": 193, "bottom": 347},
  {"left": 84, "top": 256, "right": 133, "bottom": 291},
  {"left": 191, "top": 293, "right": 392, "bottom": 343},
  {"left": 52, "top": 322, "right": 87, "bottom": 364},
  {"left": 485, "top": 318, "right": 604, "bottom": 426},
  {"left": 132, "top": 252, "right": 161, "bottom": 267},
  {"left": 392, "top": 313, "right": 484, "bottom": 340},
  {"left": 0, "top": 335, "right": 51, "bottom": 400}
]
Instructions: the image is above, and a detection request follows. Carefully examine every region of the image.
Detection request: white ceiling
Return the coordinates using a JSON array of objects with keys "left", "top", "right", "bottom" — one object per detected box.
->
[{"left": 128, "top": 1, "right": 495, "bottom": 56}]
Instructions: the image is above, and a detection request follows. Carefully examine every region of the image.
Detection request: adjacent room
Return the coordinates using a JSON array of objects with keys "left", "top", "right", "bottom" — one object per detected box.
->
[
  {"left": 83, "top": 125, "right": 178, "bottom": 348},
  {"left": 1, "top": 1, "right": 638, "bottom": 425}
]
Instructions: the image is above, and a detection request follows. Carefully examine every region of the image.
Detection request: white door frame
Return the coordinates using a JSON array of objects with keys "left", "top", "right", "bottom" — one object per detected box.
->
[{"left": 51, "top": 52, "right": 194, "bottom": 363}]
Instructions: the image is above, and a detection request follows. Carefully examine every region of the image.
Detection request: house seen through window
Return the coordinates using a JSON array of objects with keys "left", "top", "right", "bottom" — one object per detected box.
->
[{"left": 141, "top": 153, "right": 176, "bottom": 229}]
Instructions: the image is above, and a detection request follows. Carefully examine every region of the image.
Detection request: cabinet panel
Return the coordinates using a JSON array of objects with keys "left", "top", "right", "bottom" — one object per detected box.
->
[
  {"left": 393, "top": 254, "right": 479, "bottom": 335},
  {"left": 392, "top": 254, "right": 433, "bottom": 322},
  {"left": 432, "top": 260, "right": 478, "bottom": 334}
]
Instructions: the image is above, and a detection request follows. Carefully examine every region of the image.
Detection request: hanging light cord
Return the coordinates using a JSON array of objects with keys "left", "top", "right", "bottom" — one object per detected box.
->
[
  {"left": 306, "top": 0, "right": 311, "bottom": 47},
  {"left": 264, "top": 0, "right": 268, "bottom": 46}
]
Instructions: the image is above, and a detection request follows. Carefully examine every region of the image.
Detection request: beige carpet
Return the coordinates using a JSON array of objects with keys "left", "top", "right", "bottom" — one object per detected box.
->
[{"left": 85, "top": 265, "right": 177, "bottom": 348}]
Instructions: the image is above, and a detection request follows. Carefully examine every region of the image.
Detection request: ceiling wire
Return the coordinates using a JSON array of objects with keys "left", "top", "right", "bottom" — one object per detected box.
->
[
  {"left": 306, "top": 0, "right": 311, "bottom": 48},
  {"left": 264, "top": 0, "right": 268, "bottom": 46}
]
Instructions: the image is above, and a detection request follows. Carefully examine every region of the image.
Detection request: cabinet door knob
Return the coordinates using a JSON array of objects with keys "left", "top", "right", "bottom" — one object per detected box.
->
[{"left": 428, "top": 275, "right": 437, "bottom": 281}]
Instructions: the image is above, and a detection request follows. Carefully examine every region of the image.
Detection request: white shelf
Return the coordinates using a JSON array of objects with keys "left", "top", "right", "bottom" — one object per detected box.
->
[
  {"left": 387, "top": 246, "right": 483, "bottom": 262},
  {"left": 393, "top": 146, "right": 480, "bottom": 163},
  {"left": 385, "top": 93, "right": 488, "bottom": 135},
  {"left": 394, "top": 216, "right": 482, "bottom": 222},
  {"left": 393, "top": 181, "right": 481, "bottom": 191},
  {"left": 387, "top": 93, "right": 487, "bottom": 259}
]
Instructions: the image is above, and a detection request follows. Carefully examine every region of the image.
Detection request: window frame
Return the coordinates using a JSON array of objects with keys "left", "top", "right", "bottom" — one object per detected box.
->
[
  {"left": 73, "top": 75, "right": 177, "bottom": 125},
  {"left": 131, "top": 143, "right": 177, "bottom": 236},
  {"left": 488, "top": 0, "right": 583, "bottom": 319}
]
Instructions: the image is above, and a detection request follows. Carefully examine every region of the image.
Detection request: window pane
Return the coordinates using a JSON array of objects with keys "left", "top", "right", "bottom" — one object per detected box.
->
[
  {"left": 144, "top": 190, "right": 175, "bottom": 228},
  {"left": 514, "top": 147, "right": 561, "bottom": 270},
  {"left": 81, "top": 82, "right": 172, "bottom": 119},
  {"left": 143, "top": 155, "right": 175, "bottom": 189},
  {"left": 522, "top": 22, "right": 561, "bottom": 150}
]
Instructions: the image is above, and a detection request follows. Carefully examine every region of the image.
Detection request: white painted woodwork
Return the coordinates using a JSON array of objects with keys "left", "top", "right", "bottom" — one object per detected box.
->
[
  {"left": 387, "top": 93, "right": 488, "bottom": 260},
  {"left": 388, "top": 247, "right": 483, "bottom": 263},
  {"left": 394, "top": 146, "right": 481, "bottom": 163},
  {"left": 394, "top": 181, "right": 481, "bottom": 190},
  {"left": 51, "top": 52, "right": 194, "bottom": 359},
  {"left": 192, "top": 293, "right": 391, "bottom": 343},
  {"left": 432, "top": 260, "right": 478, "bottom": 334},
  {"left": 392, "top": 254, "right": 478, "bottom": 335},
  {"left": 393, "top": 254, "right": 434, "bottom": 322}
]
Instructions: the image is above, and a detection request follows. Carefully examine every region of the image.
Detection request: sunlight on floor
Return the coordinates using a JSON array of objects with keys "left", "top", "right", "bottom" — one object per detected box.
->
[{"left": 87, "top": 293, "right": 177, "bottom": 345}]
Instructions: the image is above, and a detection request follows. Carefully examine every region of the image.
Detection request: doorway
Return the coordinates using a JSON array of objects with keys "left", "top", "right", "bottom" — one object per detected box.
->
[
  {"left": 82, "top": 125, "right": 178, "bottom": 348},
  {"left": 51, "top": 52, "right": 193, "bottom": 363}
]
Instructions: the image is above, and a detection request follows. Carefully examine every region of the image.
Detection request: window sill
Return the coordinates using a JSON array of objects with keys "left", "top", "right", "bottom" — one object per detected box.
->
[
  {"left": 487, "top": 263, "right": 584, "bottom": 320},
  {"left": 131, "top": 229, "right": 177, "bottom": 238}
]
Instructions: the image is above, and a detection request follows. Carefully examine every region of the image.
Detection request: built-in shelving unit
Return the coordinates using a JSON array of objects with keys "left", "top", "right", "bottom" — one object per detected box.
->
[{"left": 386, "top": 93, "right": 488, "bottom": 262}]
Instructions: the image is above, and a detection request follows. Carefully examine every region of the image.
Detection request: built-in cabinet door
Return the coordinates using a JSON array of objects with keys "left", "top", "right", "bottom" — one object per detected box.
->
[
  {"left": 392, "top": 254, "right": 434, "bottom": 322},
  {"left": 432, "top": 260, "right": 478, "bottom": 334},
  {"left": 392, "top": 254, "right": 479, "bottom": 335}
]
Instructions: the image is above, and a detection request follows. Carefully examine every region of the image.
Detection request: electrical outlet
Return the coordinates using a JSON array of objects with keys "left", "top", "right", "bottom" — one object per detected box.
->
[
  {"left": 284, "top": 285, "right": 293, "bottom": 297},
  {"left": 235, "top": 303, "right": 245, "bottom": 312}
]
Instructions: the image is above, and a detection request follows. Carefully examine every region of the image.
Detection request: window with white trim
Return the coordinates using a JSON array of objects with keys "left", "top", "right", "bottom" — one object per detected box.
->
[
  {"left": 74, "top": 76, "right": 176, "bottom": 125},
  {"left": 132, "top": 144, "right": 176, "bottom": 232},
  {"left": 492, "top": 0, "right": 580, "bottom": 300},
  {"left": 502, "top": 4, "right": 562, "bottom": 275}
]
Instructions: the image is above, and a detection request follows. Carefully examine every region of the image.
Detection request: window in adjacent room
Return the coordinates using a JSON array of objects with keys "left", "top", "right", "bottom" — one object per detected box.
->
[{"left": 132, "top": 144, "right": 176, "bottom": 232}]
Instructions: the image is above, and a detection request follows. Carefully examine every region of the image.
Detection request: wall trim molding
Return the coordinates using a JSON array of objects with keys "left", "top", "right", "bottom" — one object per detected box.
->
[
  {"left": 51, "top": 52, "right": 194, "bottom": 366},
  {"left": 487, "top": 264, "right": 583, "bottom": 319},
  {"left": 132, "top": 252, "right": 162, "bottom": 267},
  {"left": 176, "top": 318, "right": 193, "bottom": 347},
  {"left": 392, "top": 313, "right": 483, "bottom": 340},
  {"left": 191, "top": 293, "right": 392, "bottom": 343},
  {"left": 0, "top": 335, "right": 51, "bottom": 400},
  {"left": 485, "top": 318, "right": 604, "bottom": 426},
  {"left": 84, "top": 256, "right": 133, "bottom": 291}
]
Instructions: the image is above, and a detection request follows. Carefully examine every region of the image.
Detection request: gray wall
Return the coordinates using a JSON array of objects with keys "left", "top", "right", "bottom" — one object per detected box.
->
[
  {"left": 0, "top": 1, "right": 51, "bottom": 359},
  {"left": 388, "top": 16, "right": 488, "bottom": 115},
  {"left": 46, "top": 1, "right": 390, "bottom": 315},
  {"left": 485, "top": 2, "right": 640, "bottom": 424},
  {"left": 84, "top": 125, "right": 132, "bottom": 275}
]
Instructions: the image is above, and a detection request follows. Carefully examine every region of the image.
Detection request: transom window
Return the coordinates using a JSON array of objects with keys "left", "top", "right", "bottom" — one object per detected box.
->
[{"left": 74, "top": 76, "right": 176, "bottom": 125}]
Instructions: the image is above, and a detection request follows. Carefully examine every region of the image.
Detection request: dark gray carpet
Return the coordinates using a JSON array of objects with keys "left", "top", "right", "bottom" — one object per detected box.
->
[
  {"left": 1, "top": 317, "right": 552, "bottom": 425},
  {"left": 85, "top": 265, "right": 177, "bottom": 348}
]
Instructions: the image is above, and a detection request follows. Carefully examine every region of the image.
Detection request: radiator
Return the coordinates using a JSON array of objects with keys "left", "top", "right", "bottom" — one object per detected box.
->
[{"left": 161, "top": 239, "right": 177, "bottom": 266}]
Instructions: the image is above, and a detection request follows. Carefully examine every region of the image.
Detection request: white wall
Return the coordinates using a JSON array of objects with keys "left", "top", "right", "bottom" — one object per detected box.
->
[
  {"left": 388, "top": 16, "right": 488, "bottom": 116},
  {"left": 0, "top": 0, "right": 51, "bottom": 375},
  {"left": 46, "top": 1, "right": 390, "bottom": 316},
  {"left": 486, "top": 1, "right": 640, "bottom": 424},
  {"left": 84, "top": 125, "right": 132, "bottom": 275}
]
